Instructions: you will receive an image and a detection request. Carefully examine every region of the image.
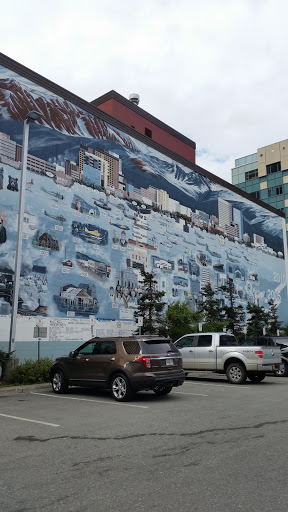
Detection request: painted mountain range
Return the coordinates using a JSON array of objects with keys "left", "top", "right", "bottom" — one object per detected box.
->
[
  {"left": 0, "top": 65, "right": 285, "bottom": 253},
  {"left": 0, "top": 74, "right": 136, "bottom": 149}
]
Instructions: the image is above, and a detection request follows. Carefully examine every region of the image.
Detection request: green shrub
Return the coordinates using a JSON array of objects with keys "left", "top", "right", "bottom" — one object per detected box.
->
[
  {"left": 11, "top": 358, "right": 53, "bottom": 385},
  {"left": 0, "top": 350, "right": 12, "bottom": 373}
]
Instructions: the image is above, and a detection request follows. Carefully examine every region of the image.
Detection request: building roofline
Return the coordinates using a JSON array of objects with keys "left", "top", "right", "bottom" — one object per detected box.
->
[
  {"left": 0, "top": 52, "right": 285, "bottom": 219},
  {"left": 91, "top": 90, "right": 196, "bottom": 150}
]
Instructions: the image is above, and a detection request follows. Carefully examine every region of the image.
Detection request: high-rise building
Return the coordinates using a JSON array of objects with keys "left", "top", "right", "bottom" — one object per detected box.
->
[
  {"left": 79, "top": 146, "right": 109, "bottom": 188},
  {"left": 218, "top": 198, "right": 232, "bottom": 229},
  {"left": 65, "top": 160, "right": 81, "bottom": 181},
  {"left": 94, "top": 148, "right": 121, "bottom": 189},
  {"left": 0, "top": 132, "right": 16, "bottom": 161},
  {"left": 16, "top": 144, "right": 56, "bottom": 175},
  {"left": 232, "top": 207, "right": 243, "bottom": 240},
  {"left": 231, "top": 140, "right": 288, "bottom": 243}
]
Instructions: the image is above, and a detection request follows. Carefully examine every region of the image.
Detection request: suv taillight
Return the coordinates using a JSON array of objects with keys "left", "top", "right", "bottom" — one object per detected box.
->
[
  {"left": 137, "top": 356, "right": 151, "bottom": 369},
  {"left": 255, "top": 350, "right": 263, "bottom": 359}
]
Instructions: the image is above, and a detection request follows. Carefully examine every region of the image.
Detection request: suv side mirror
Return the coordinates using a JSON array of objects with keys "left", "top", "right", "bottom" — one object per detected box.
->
[{"left": 69, "top": 351, "right": 77, "bottom": 358}]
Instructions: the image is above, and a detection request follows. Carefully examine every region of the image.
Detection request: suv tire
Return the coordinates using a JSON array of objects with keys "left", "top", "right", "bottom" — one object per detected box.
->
[
  {"left": 111, "top": 373, "right": 133, "bottom": 402},
  {"left": 52, "top": 369, "right": 69, "bottom": 394},
  {"left": 153, "top": 385, "right": 173, "bottom": 396}
]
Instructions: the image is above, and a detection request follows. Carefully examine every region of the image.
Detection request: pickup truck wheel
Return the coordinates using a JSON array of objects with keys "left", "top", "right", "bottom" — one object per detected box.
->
[
  {"left": 51, "top": 369, "right": 68, "bottom": 394},
  {"left": 247, "top": 373, "right": 266, "bottom": 383},
  {"left": 153, "top": 385, "right": 173, "bottom": 396},
  {"left": 274, "top": 361, "right": 288, "bottom": 377},
  {"left": 226, "top": 362, "right": 247, "bottom": 384}
]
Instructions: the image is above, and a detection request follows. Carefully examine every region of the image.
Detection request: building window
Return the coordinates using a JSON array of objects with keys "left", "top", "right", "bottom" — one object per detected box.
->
[
  {"left": 145, "top": 127, "right": 152, "bottom": 138},
  {"left": 268, "top": 185, "right": 283, "bottom": 197},
  {"left": 245, "top": 169, "right": 258, "bottom": 181},
  {"left": 267, "top": 162, "right": 281, "bottom": 174},
  {"left": 250, "top": 191, "right": 260, "bottom": 199}
]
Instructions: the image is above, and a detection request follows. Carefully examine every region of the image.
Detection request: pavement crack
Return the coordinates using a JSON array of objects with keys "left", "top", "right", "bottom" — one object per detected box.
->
[
  {"left": 73, "top": 455, "right": 124, "bottom": 467},
  {"left": 14, "top": 419, "right": 288, "bottom": 444}
]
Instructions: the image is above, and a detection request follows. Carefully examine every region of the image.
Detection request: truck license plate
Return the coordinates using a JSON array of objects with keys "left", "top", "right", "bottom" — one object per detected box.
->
[{"left": 166, "top": 358, "right": 174, "bottom": 366}]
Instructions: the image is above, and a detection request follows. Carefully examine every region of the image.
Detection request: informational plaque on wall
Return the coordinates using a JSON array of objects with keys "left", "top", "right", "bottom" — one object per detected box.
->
[{"left": 49, "top": 318, "right": 91, "bottom": 342}]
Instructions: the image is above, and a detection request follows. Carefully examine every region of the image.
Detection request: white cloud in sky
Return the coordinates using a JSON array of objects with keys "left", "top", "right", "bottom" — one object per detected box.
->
[{"left": 2, "top": 0, "right": 288, "bottom": 183}]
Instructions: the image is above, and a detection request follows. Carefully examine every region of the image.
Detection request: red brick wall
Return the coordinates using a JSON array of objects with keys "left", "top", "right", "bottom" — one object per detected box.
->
[{"left": 96, "top": 99, "right": 195, "bottom": 164}]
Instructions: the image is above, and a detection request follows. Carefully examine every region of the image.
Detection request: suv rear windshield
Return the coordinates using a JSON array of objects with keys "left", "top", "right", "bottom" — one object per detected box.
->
[{"left": 139, "top": 340, "right": 179, "bottom": 354}]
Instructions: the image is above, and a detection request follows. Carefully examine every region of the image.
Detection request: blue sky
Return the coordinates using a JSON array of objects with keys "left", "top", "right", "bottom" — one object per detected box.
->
[{"left": 2, "top": 0, "right": 288, "bottom": 183}]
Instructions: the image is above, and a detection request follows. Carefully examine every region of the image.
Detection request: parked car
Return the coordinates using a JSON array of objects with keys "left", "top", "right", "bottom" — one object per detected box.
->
[
  {"left": 50, "top": 336, "right": 185, "bottom": 401},
  {"left": 272, "top": 337, "right": 288, "bottom": 377},
  {"left": 174, "top": 332, "right": 282, "bottom": 384}
]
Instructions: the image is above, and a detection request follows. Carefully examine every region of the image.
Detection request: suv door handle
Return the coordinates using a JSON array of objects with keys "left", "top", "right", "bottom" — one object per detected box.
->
[
  {"left": 189, "top": 350, "right": 193, "bottom": 352},
  {"left": 110, "top": 357, "right": 115, "bottom": 361}
]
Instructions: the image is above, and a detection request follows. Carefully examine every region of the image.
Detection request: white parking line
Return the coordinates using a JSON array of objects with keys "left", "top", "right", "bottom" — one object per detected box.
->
[
  {"left": 173, "top": 391, "right": 208, "bottom": 397},
  {"left": 185, "top": 382, "right": 251, "bottom": 389},
  {"left": 31, "top": 392, "right": 149, "bottom": 408},
  {"left": 0, "top": 413, "right": 60, "bottom": 427}
]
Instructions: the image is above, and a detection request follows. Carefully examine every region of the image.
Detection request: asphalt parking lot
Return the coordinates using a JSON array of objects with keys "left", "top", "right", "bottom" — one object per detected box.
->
[{"left": 1, "top": 374, "right": 288, "bottom": 512}]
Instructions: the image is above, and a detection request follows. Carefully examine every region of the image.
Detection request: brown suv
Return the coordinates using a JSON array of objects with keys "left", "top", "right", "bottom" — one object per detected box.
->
[{"left": 50, "top": 336, "right": 185, "bottom": 401}]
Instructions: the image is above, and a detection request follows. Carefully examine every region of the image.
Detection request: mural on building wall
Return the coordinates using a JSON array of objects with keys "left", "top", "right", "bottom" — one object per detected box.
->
[{"left": 0, "top": 64, "right": 287, "bottom": 330}]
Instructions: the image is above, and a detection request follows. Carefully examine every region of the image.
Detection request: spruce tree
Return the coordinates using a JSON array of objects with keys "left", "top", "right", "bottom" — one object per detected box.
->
[
  {"left": 267, "top": 300, "right": 282, "bottom": 335},
  {"left": 246, "top": 302, "right": 269, "bottom": 338},
  {"left": 134, "top": 269, "right": 166, "bottom": 335},
  {"left": 199, "top": 282, "right": 226, "bottom": 332},
  {"left": 220, "top": 279, "right": 245, "bottom": 338}
]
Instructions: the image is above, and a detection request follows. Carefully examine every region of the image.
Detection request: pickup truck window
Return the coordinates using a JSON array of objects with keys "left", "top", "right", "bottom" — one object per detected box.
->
[
  {"left": 175, "top": 336, "right": 197, "bottom": 348},
  {"left": 219, "top": 335, "right": 238, "bottom": 346},
  {"left": 240, "top": 337, "right": 276, "bottom": 347},
  {"left": 196, "top": 335, "right": 212, "bottom": 347}
]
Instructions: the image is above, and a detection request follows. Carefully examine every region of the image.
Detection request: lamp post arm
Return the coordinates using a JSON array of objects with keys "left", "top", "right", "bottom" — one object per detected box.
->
[{"left": 8, "top": 119, "right": 30, "bottom": 354}]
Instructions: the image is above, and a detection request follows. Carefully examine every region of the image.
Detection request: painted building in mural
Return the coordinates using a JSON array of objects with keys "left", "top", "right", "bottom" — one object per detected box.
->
[{"left": 0, "top": 52, "right": 287, "bottom": 355}]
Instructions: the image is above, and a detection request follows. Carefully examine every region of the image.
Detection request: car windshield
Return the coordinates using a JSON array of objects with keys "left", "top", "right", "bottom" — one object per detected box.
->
[{"left": 140, "top": 340, "right": 179, "bottom": 354}]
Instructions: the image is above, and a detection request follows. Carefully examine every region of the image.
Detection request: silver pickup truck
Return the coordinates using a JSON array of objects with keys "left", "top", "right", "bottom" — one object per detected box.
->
[{"left": 174, "top": 332, "right": 282, "bottom": 384}]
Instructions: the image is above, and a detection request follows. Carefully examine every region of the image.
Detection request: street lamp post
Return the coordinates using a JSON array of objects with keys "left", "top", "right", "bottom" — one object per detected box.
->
[{"left": 8, "top": 111, "right": 42, "bottom": 355}]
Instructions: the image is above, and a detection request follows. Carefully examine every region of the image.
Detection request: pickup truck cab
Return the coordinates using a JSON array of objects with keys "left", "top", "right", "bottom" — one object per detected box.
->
[{"left": 174, "top": 332, "right": 282, "bottom": 384}]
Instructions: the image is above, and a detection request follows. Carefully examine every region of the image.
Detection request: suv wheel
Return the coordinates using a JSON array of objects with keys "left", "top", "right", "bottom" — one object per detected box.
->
[
  {"left": 153, "top": 385, "right": 173, "bottom": 396},
  {"left": 111, "top": 374, "right": 132, "bottom": 402},
  {"left": 52, "top": 369, "right": 68, "bottom": 394}
]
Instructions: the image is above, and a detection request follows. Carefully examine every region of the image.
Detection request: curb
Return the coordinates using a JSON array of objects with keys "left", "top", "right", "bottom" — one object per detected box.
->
[{"left": 0, "top": 382, "right": 51, "bottom": 396}]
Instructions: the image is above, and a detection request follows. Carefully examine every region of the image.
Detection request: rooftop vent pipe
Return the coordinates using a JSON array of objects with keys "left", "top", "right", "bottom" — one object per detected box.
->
[{"left": 129, "top": 93, "right": 140, "bottom": 106}]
